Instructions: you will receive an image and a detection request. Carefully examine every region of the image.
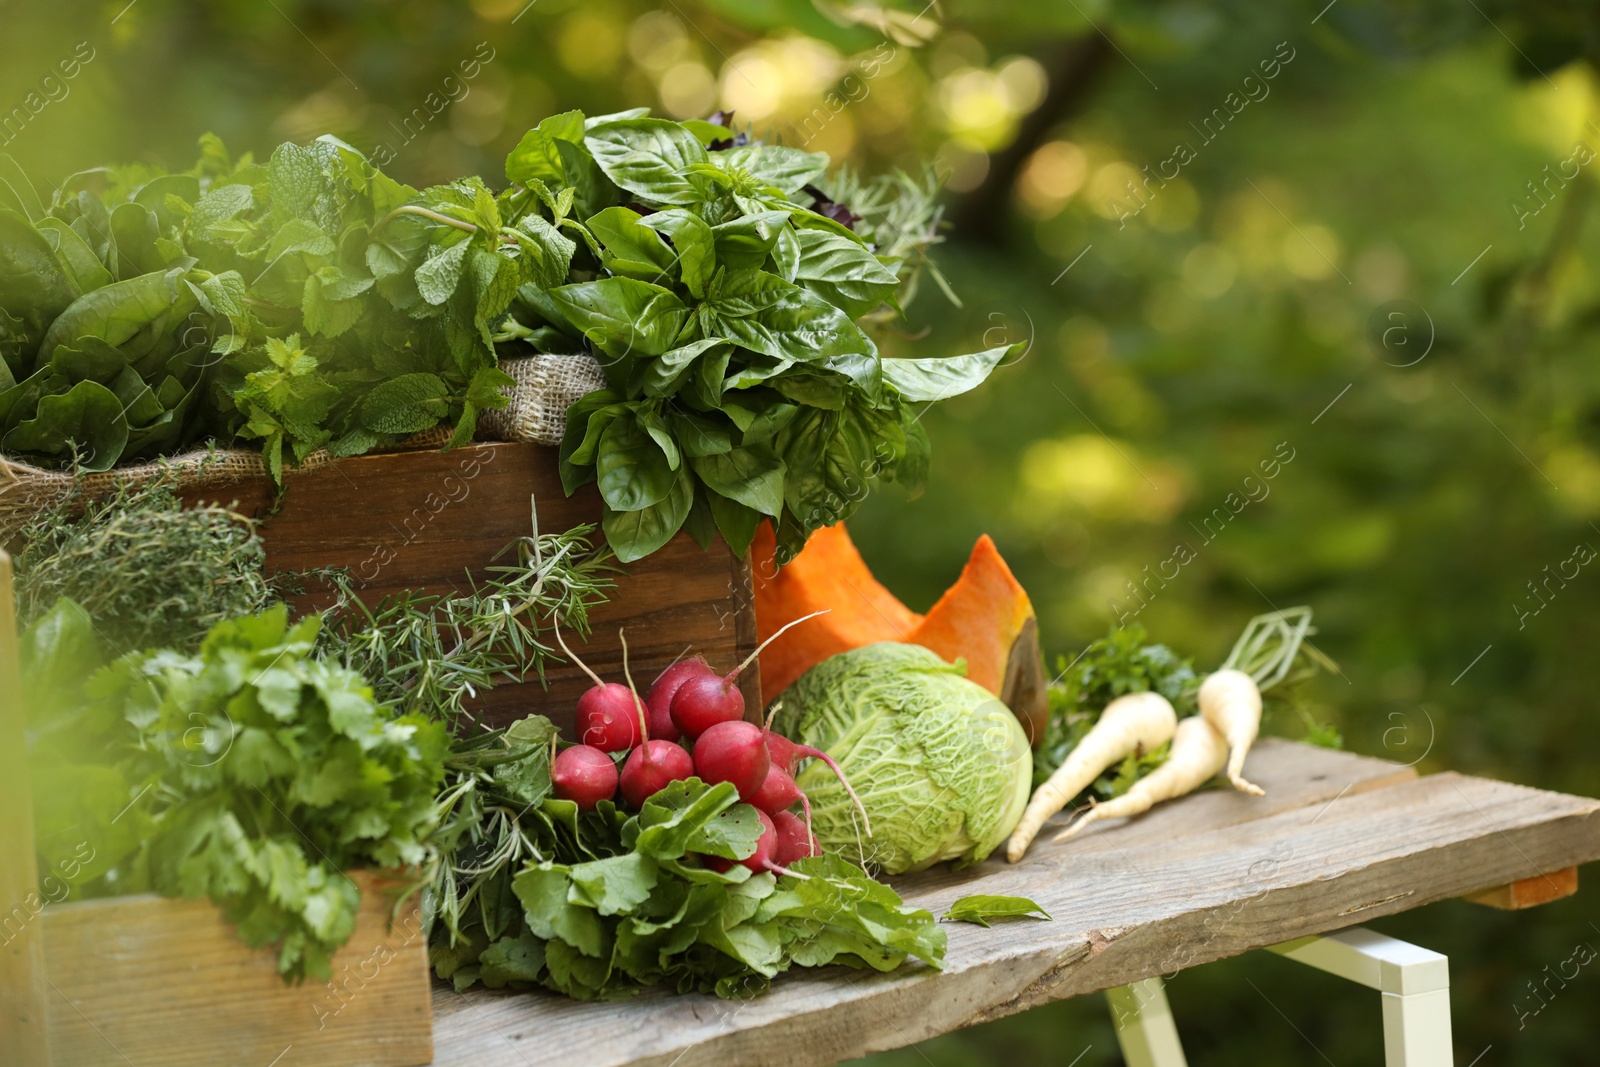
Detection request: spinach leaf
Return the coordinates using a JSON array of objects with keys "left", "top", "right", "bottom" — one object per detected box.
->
[{"left": 2, "top": 379, "right": 128, "bottom": 471}]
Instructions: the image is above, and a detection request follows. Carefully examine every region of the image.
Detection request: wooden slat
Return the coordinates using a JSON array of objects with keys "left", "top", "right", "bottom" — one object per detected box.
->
[
  {"left": 1463, "top": 866, "right": 1578, "bottom": 910},
  {"left": 0, "top": 550, "right": 52, "bottom": 1067},
  {"left": 430, "top": 745, "right": 1600, "bottom": 1067},
  {"left": 43, "top": 871, "right": 431, "bottom": 1067},
  {"left": 184, "top": 441, "right": 760, "bottom": 735}
]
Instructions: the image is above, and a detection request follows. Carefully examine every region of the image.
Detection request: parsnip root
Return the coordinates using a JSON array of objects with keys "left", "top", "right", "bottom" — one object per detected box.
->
[
  {"left": 1199, "top": 667, "right": 1265, "bottom": 795},
  {"left": 1051, "top": 716, "right": 1227, "bottom": 843},
  {"left": 1006, "top": 690, "right": 1177, "bottom": 862}
]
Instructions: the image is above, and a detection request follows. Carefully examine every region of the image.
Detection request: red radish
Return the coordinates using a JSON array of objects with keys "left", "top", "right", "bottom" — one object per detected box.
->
[
  {"left": 763, "top": 732, "right": 872, "bottom": 836},
  {"left": 772, "top": 810, "right": 819, "bottom": 865},
  {"left": 670, "top": 610, "right": 828, "bottom": 740},
  {"left": 692, "top": 720, "right": 770, "bottom": 801},
  {"left": 750, "top": 762, "right": 807, "bottom": 816},
  {"left": 555, "top": 625, "right": 648, "bottom": 752},
  {"left": 645, "top": 656, "right": 713, "bottom": 743},
  {"left": 700, "top": 810, "right": 807, "bottom": 878},
  {"left": 551, "top": 745, "right": 618, "bottom": 810},
  {"left": 619, "top": 740, "right": 695, "bottom": 808}
]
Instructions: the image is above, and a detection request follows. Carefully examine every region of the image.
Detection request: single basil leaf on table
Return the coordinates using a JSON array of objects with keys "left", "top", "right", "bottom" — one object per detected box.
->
[
  {"left": 791, "top": 227, "right": 900, "bottom": 318},
  {"left": 596, "top": 413, "right": 676, "bottom": 512},
  {"left": 639, "top": 208, "right": 717, "bottom": 298},
  {"left": 602, "top": 460, "right": 694, "bottom": 562},
  {"left": 691, "top": 444, "right": 786, "bottom": 517},
  {"left": 2, "top": 378, "right": 129, "bottom": 471},
  {"left": 584, "top": 118, "right": 708, "bottom": 206},
  {"left": 881, "top": 341, "right": 1020, "bottom": 402},
  {"left": 940, "top": 894, "right": 1052, "bottom": 927}
]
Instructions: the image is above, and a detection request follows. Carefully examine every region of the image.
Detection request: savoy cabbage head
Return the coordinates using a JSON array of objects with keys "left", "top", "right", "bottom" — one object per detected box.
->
[{"left": 773, "top": 642, "right": 1032, "bottom": 875}]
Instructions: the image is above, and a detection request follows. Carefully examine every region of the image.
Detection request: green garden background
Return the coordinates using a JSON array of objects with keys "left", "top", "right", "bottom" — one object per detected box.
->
[{"left": 5, "top": 0, "right": 1597, "bottom": 1061}]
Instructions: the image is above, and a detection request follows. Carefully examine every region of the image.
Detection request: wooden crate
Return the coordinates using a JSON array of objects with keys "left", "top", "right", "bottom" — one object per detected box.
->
[
  {"left": 0, "top": 551, "right": 433, "bottom": 1067},
  {"left": 183, "top": 439, "right": 761, "bottom": 735}
]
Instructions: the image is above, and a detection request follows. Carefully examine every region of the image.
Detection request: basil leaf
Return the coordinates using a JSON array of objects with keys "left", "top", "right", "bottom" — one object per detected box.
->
[
  {"left": 597, "top": 412, "right": 675, "bottom": 511},
  {"left": 670, "top": 408, "right": 735, "bottom": 457},
  {"left": 586, "top": 207, "right": 677, "bottom": 275},
  {"left": 559, "top": 390, "right": 624, "bottom": 493},
  {"left": 710, "top": 211, "right": 787, "bottom": 271},
  {"left": 641, "top": 338, "right": 722, "bottom": 398},
  {"left": 708, "top": 494, "right": 762, "bottom": 557},
  {"left": 681, "top": 485, "right": 718, "bottom": 550},
  {"left": 2, "top": 378, "right": 128, "bottom": 471},
  {"left": 720, "top": 392, "right": 797, "bottom": 443},
  {"left": 637, "top": 405, "right": 681, "bottom": 470},
  {"left": 639, "top": 209, "right": 716, "bottom": 298},
  {"left": 550, "top": 277, "right": 688, "bottom": 359},
  {"left": 584, "top": 119, "right": 708, "bottom": 206},
  {"left": 703, "top": 270, "right": 871, "bottom": 363},
  {"left": 602, "top": 461, "right": 694, "bottom": 562},
  {"left": 714, "top": 145, "right": 828, "bottom": 194},
  {"left": 940, "top": 894, "right": 1052, "bottom": 928},
  {"left": 505, "top": 109, "right": 585, "bottom": 186},
  {"left": 792, "top": 228, "right": 900, "bottom": 318},
  {"left": 881, "top": 341, "right": 1018, "bottom": 402},
  {"left": 691, "top": 444, "right": 785, "bottom": 517}
]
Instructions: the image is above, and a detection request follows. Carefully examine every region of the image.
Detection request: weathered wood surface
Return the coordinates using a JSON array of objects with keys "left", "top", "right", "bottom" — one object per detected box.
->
[
  {"left": 0, "top": 552, "right": 53, "bottom": 1065},
  {"left": 184, "top": 441, "right": 759, "bottom": 735},
  {"left": 431, "top": 739, "right": 1600, "bottom": 1067},
  {"left": 41, "top": 871, "right": 431, "bottom": 1067}
]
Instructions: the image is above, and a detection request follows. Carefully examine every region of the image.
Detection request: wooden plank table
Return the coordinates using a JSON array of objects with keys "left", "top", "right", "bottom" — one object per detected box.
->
[{"left": 430, "top": 739, "right": 1600, "bottom": 1067}]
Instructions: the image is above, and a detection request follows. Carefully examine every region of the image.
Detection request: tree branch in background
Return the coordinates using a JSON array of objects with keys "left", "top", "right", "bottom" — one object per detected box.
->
[{"left": 948, "top": 33, "right": 1114, "bottom": 245}]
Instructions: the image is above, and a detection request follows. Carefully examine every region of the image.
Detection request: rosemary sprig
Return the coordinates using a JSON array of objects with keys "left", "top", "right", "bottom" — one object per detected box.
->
[{"left": 316, "top": 517, "right": 617, "bottom": 727}]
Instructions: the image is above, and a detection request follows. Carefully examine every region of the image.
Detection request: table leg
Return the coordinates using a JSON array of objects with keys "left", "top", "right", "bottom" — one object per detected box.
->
[
  {"left": 1105, "top": 977, "right": 1189, "bottom": 1067},
  {"left": 1269, "top": 926, "right": 1454, "bottom": 1067}
]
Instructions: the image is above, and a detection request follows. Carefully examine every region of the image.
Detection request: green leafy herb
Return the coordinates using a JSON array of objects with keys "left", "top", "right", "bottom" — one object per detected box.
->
[
  {"left": 428, "top": 719, "right": 946, "bottom": 999},
  {"left": 14, "top": 472, "right": 272, "bottom": 653},
  {"left": 21, "top": 603, "right": 449, "bottom": 981},
  {"left": 941, "top": 894, "right": 1052, "bottom": 927}
]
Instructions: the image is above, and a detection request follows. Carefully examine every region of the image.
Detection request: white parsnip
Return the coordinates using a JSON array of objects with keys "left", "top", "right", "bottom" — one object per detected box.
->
[
  {"left": 1050, "top": 716, "right": 1227, "bottom": 843},
  {"left": 1006, "top": 691, "right": 1177, "bottom": 862},
  {"left": 1199, "top": 667, "right": 1265, "bottom": 796}
]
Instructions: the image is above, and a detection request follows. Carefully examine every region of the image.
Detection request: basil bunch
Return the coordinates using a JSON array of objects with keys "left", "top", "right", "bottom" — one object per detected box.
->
[{"left": 515, "top": 111, "right": 1014, "bottom": 562}]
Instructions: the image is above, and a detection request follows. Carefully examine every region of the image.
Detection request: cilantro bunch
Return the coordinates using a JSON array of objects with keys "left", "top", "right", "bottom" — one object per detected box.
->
[
  {"left": 429, "top": 717, "right": 946, "bottom": 1000},
  {"left": 21, "top": 599, "right": 449, "bottom": 981}
]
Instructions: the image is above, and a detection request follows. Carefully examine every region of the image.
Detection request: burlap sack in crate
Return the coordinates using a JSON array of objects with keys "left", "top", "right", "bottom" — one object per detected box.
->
[{"left": 0, "top": 353, "right": 607, "bottom": 538}]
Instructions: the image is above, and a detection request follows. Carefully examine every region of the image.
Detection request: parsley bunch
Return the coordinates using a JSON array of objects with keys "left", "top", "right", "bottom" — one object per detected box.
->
[
  {"left": 22, "top": 600, "right": 449, "bottom": 982},
  {"left": 428, "top": 716, "right": 946, "bottom": 1000}
]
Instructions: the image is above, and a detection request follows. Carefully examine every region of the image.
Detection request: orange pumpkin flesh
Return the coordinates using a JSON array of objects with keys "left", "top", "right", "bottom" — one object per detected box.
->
[
  {"left": 752, "top": 522, "right": 923, "bottom": 704},
  {"left": 906, "top": 535, "right": 1032, "bottom": 692},
  {"left": 752, "top": 524, "right": 1050, "bottom": 744}
]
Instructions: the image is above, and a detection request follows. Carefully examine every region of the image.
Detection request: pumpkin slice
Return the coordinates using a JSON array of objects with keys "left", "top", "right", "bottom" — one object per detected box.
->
[
  {"left": 752, "top": 521, "right": 923, "bottom": 704},
  {"left": 906, "top": 535, "right": 1050, "bottom": 745}
]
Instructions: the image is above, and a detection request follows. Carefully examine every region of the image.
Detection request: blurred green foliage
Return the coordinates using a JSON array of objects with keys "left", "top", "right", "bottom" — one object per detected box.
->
[{"left": 5, "top": 0, "right": 1599, "bottom": 1060}]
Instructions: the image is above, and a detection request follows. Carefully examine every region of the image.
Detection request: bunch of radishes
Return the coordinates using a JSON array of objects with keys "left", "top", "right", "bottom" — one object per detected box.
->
[{"left": 549, "top": 618, "right": 867, "bottom": 877}]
